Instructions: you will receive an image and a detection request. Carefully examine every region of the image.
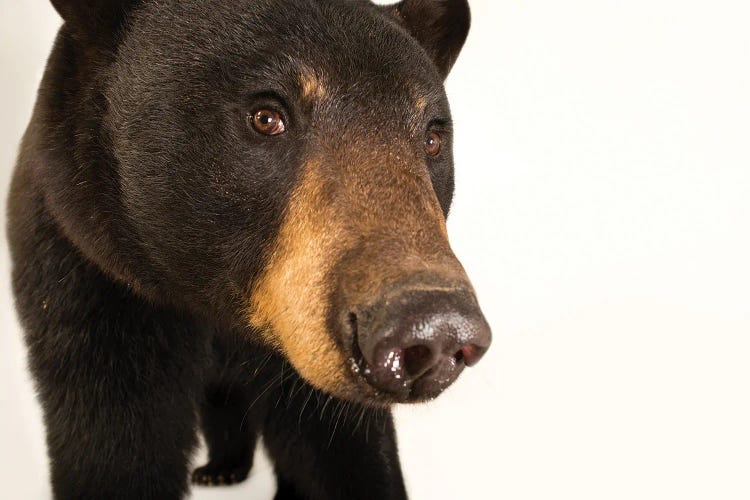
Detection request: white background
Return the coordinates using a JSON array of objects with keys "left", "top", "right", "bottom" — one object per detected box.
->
[{"left": 2, "top": 1, "right": 749, "bottom": 499}]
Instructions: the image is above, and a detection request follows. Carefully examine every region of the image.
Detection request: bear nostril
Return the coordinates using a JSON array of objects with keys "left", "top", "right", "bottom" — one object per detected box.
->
[
  {"left": 402, "top": 345, "right": 434, "bottom": 378},
  {"left": 459, "top": 344, "right": 487, "bottom": 367},
  {"left": 453, "top": 349, "right": 464, "bottom": 364}
]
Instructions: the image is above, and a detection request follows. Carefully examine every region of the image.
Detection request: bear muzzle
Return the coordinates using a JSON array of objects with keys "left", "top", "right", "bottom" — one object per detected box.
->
[{"left": 248, "top": 155, "right": 491, "bottom": 405}]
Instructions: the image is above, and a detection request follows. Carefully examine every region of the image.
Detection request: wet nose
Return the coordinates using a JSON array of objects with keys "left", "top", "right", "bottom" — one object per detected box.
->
[{"left": 351, "top": 288, "right": 491, "bottom": 401}]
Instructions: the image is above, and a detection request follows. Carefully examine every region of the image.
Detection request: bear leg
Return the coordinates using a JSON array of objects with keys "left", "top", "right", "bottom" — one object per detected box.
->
[
  {"left": 10, "top": 200, "right": 208, "bottom": 500},
  {"left": 192, "top": 384, "right": 258, "bottom": 486},
  {"left": 261, "top": 372, "right": 409, "bottom": 500},
  {"left": 273, "top": 475, "right": 305, "bottom": 500}
]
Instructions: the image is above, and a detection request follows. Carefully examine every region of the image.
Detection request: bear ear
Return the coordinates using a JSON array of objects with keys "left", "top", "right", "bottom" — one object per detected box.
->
[
  {"left": 50, "top": 0, "right": 140, "bottom": 41},
  {"left": 383, "top": 0, "right": 471, "bottom": 79}
]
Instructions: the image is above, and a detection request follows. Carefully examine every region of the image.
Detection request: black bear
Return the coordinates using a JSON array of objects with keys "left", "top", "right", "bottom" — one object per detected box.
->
[{"left": 7, "top": 0, "right": 491, "bottom": 498}]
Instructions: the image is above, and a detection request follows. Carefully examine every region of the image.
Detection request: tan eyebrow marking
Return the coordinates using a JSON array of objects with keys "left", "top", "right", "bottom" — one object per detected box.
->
[{"left": 299, "top": 69, "right": 327, "bottom": 101}]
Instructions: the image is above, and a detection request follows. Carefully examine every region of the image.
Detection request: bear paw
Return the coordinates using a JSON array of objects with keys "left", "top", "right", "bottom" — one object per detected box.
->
[{"left": 191, "top": 462, "right": 250, "bottom": 487}]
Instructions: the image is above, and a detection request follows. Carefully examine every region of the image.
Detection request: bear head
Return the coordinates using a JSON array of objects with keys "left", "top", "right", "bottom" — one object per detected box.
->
[{"left": 47, "top": 0, "right": 491, "bottom": 404}]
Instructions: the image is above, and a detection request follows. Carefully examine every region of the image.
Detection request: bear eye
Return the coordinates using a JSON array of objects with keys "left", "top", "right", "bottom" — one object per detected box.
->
[
  {"left": 425, "top": 131, "right": 442, "bottom": 156},
  {"left": 249, "top": 109, "right": 286, "bottom": 136}
]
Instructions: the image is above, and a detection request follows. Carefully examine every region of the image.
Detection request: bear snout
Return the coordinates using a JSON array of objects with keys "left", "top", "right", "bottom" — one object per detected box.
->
[{"left": 344, "top": 285, "right": 491, "bottom": 402}]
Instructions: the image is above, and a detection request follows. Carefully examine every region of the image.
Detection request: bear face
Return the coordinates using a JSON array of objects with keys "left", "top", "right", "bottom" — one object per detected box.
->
[{"left": 45, "top": 0, "right": 490, "bottom": 405}]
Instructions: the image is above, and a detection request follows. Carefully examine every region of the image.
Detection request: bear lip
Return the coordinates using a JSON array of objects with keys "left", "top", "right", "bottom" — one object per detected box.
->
[{"left": 346, "top": 313, "right": 407, "bottom": 404}]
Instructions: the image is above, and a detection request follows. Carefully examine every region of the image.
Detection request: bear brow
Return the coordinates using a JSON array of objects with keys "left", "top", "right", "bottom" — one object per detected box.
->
[{"left": 298, "top": 68, "right": 327, "bottom": 102}]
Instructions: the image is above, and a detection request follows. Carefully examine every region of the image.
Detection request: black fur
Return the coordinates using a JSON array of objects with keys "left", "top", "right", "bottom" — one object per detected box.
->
[
  {"left": 7, "top": 0, "right": 471, "bottom": 498},
  {"left": 384, "top": 0, "right": 471, "bottom": 78}
]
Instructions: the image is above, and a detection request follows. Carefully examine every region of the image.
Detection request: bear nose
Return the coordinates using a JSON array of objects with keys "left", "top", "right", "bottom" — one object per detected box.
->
[{"left": 351, "top": 288, "right": 491, "bottom": 401}]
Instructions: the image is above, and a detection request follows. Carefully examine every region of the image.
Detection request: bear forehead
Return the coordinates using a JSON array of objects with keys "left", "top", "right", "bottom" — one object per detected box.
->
[{"left": 120, "top": 0, "right": 444, "bottom": 90}]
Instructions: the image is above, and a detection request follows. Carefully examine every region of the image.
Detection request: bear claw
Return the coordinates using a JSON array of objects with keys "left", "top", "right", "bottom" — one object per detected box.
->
[{"left": 192, "top": 463, "right": 249, "bottom": 487}]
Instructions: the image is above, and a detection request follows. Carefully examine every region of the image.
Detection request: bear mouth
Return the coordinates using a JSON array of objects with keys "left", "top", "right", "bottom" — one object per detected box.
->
[
  {"left": 343, "top": 312, "right": 398, "bottom": 404},
  {"left": 344, "top": 313, "right": 383, "bottom": 400}
]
